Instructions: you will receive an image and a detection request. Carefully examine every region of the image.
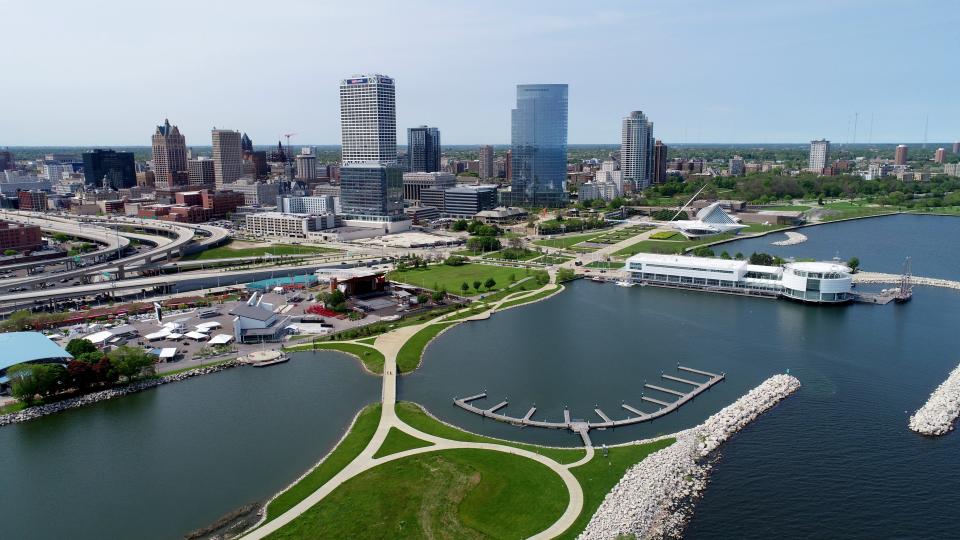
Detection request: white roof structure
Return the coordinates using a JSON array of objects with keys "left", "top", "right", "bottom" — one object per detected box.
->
[
  {"left": 159, "top": 348, "right": 177, "bottom": 360},
  {"left": 196, "top": 321, "right": 222, "bottom": 331},
  {"left": 84, "top": 330, "right": 114, "bottom": 345},
  {"left": 208, "top": 334, "right": 234, "bottom": 345},
  {"left": 184, "top": 331, "right": 209, "bottom": 341},
  {"left": 166, "top": 333, "right": 184, "bottom": 340},
  {"left": 667, "top": 202, "right": 748, "bottom": 238},
  {"left": 145, "top": 329, "right": 172, "bottom": 341}
]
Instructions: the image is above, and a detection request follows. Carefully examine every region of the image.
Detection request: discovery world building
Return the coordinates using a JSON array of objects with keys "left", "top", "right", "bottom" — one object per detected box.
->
[{"left": 625, "top": 253, "right": 853, "bottom": 304}]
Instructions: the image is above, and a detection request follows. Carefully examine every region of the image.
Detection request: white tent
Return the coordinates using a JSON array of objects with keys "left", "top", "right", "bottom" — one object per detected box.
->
[
  {"left": 166, "top": 333, "right": 184, "bottom": 340},
  {"left": 159, "top": 348, "right": 177, "bottom": 360},
  {"left": 195, "top": 321, "right": 222, "bottom": 332},
  {"left": 84, "top": 330, "right": 114, "bottom": 346},
  {"left": 208, "top": 334, "right": 234, "bottom": 345},
  {"left": 184, "top": 331, "right": 209, "bottom": 341},
  {"left": 145, "top": 329, "right": 171, "bottom": 341}
]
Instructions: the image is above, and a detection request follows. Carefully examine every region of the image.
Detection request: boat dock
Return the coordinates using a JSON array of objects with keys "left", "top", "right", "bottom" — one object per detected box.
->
[{"left": 453, "top": 365, "right": 725, "bottom": 439}]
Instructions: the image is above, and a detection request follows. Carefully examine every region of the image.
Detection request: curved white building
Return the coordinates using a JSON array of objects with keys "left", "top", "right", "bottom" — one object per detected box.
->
[
  {"left": 780, "top": 261, "right": 852, "bottom": 303},
  {"left": 625, "top": 253, "right": 853, "bottom": 305},
  {"left": 668, "top": 202, "right": 748, "bottom": 238}
]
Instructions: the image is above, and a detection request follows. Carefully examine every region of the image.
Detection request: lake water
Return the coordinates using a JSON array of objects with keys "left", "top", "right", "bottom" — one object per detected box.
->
[
  {"left": 0, "top": 351, "right": 379, "bottom": 540},
  {"left": 5, "top": 213, "right": 960, "bottom": 538},
  {"left": 403, "top": 214, "right": 960, "bottom": 537}
]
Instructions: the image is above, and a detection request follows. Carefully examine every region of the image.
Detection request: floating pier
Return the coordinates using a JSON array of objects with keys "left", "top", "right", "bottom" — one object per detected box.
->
[{"left": 453, "top": 365, "right": 725, "bottom": 440}]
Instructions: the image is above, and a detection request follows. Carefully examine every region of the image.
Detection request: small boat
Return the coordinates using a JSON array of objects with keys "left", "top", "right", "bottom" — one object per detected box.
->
[
  {"left": 615, "top": 280, "right": 635, "bottom": 287},
  {"left": 591, "top": 276, "right": 605, "bottom": 283}
]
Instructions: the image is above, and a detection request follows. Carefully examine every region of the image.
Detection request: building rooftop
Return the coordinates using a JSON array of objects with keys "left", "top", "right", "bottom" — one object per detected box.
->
[
  {"left": 627, "top": 252, "right": 750, "bottom": 271},
  {"left": 0, "top": 332, "right": 73, "bottom": 372},
  {"left": 229, "top": 304, "right": 276, "bottom": 322},
  {"left": 785, "top": 261, "right": 851, "bottom": 273}
]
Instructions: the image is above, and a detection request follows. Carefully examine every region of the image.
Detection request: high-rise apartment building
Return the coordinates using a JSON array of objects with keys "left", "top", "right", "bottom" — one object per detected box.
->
[
  {"left": 212, "top": 129, "right": 243, "bottom": 188},
  {"left": 934, "top": 147, "right": 946, "bottom": 164},
  {"left": 809, "top": 139, "right": 830, "bottom": 171},
  {"left": 152, "top": 119, "right": 188, "bottom": 188},
  {"left": 339, "top": 74, "right": 397, "bottom": 164},
  {"left": 296, "top": 147, "right": 318, "bottom": 180},
  {"left": 505, "top": 149, "right": 512, "bottom": 180},
  {"left": 652, "top": 140, "right": 668, "bottom": 185},
  {"left": 729, "top": 156, "right": 745, "bottom": 176},
  {"left": 953, "top": 142, "right": 960, "bottom": 154},
  {"left": 82, "top": 149, "right": 136, "bottom": 189},
  {"left": 0, "top": 150, "right": 14, "bottom": 171},
  {"left": 621, "top": 111, "right": 654, "bottom": 189},
  {"left": 509, "top": 84, "right": 568, "bottom": 207},
  {"left": 407, "top": 126, "right": 441, "bottom": 172},
  {"left": 895, "top": 144, "right": 909, "bottom": 165},
  {"left": 479, "top": 145, "right": 494, "bottom": 179},
  {"left": 188, "top": 157, "right": 216, "bottom": 187}
]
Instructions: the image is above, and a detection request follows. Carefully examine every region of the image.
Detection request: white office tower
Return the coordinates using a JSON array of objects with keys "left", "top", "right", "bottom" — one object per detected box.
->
[
  {"left": 296, "top": 147, "right": 318, "bottom": 180},
  {"left": 809, "top": 139, "right": 830, "bottom": 172},
  {"left": 339, "top": 74, "right": 397, "bottom": 165},
  {"left": 621, "top": 111, "right": 654, "bottom": 189},
  {"left": 211, "top": 129, "right": 243, "bottom": 188}
]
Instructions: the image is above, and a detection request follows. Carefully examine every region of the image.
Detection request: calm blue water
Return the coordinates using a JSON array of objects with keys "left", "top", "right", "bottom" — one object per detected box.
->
[
  {"left": 718, "top": 214, "right": 960, "bottom": 279},
  {"left": 0, "top": 351, "right": 379, "bottom": 540},
  {"left": 402, "top": 214, "right": 960, "bottom": 538}
]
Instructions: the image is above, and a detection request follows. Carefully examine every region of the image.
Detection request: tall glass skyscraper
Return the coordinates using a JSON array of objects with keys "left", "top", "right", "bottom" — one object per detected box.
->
[
  {"left": 340, "top": 164, "right": 405, "bottom": 224},
  {"left": 407, "top": 126, "right": 441, "bottom": 172},
  {"left": 509, "top": 84, "right": 568, "bottom": 207}
]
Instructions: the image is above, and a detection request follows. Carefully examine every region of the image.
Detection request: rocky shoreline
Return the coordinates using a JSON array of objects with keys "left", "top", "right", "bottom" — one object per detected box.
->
[
  {"left": 579, "top": 374, "right": 801, "bottom": 540},
  {"left": 909, "top": 363, "right": 960, "bottom": 436},
  {"left": 771, "top": 231, "right": 807, "bottom": 246},
  {"left": 0, "top": 361, "right": 239, "bottom": 427}
]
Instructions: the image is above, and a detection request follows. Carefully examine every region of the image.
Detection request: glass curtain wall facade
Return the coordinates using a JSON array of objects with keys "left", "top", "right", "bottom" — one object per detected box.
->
[
  {"left": 509, "top": 84, "right": 568, "bottom": 207},
  {"left": 407, "top": 126, "right": 441, "bottom": 172},
  {"left": 340, "top": 164, "right": 405, "bottom": 222},
  {"left": 82, "top": 149, "right": 136, "bottom": 189}
]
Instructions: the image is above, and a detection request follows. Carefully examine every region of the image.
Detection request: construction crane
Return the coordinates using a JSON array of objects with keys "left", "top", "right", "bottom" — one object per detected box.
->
[{"left": 281, "top": 133, "right": 297, "bottom": 182}]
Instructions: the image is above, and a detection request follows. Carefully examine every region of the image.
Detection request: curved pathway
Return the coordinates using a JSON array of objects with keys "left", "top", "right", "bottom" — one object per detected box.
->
[{"left": 241, "top": 283, "right": 583, "bottom": 540}]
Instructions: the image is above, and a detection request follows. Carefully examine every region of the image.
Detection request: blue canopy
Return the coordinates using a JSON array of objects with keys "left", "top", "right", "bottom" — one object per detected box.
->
[{"left": 0, "top": 332, "right": 73, "bottom": 373}]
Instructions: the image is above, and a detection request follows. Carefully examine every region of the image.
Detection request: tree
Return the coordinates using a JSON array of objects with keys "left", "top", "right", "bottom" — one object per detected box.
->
[
  {"left": 444, "top": 255, "right": 467, "bottom": 266},
  {"left": 66, "top": 338, "right": 98, "bottom": 357},
  {"left": 556, "top": 268, "right": 576, "bottom": 282},
  {"left": 416, "top": 293, "right": 430, "bottom": 305},
  {"left": 484, "top": 277, "right": 496, "bottom": 290},
  {"left": 472, "top": 280, "right": 482, "bottom": 292},
  {"left": 847, "top": 257, "right": 860, "bottom": 273},
  {"left": 53, "top": 232, "right": 69, "bottom": 243},
  {"left": 460, "top": 282, "right": 470, "bottom": 294},
  {"left": 735, "top": 252, "right": 745, "bottom": 260},
  {"left": 431, "top": 289, "right": 445, "bottom": 303},
  {"left": 3, "top": 249, "right": 16, "bottom": 256},
  {"left": 452, "top": 219, "right": 469, "bottom": 232},
  {"left": 325, "top": 289, "right": 347, "bottom": 311},
  {"left": 749, "top": 252, "right": 776, "bottom": 266},
  {"left": 67, "top": 359, "right": 96, "bottom": 390},
  {"left": 720, "top": 251, "right": 731, "bottom": 260},
  {"left": 107, "top": 346, "right": 156, "bottom": 381},
  {"left": 509, "top": 273, "right": 516, "bottom": 283},
  {"left": 8, "top": 363, "right": 68, "bottom": 403},
  {"left": 692, "top": 246, "right": 715, "bottom": 257}
]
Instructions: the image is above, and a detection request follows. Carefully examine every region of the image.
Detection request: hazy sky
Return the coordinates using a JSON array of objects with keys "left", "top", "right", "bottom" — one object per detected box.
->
[{"left": 2, "top": 0, "right": 957, "bottom": 146}]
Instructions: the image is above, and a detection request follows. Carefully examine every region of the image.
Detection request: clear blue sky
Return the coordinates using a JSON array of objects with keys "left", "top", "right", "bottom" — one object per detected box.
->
[{"left": 2, "top": 0, "right": 957, "bottom": 146}]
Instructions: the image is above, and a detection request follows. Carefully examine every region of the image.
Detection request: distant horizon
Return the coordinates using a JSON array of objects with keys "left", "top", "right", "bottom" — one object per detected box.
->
[{"left": 2, "top": 142, "right": 956, "bottom": 150}]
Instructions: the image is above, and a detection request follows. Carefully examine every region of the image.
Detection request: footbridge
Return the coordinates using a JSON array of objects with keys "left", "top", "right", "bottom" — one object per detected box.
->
[{"left": 454, "top": 365, "right": 725, "bottom": 442}]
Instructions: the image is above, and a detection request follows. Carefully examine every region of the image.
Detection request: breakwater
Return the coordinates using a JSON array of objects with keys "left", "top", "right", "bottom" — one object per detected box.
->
[
  {"left": 0, "top": 361, "right": 238, "bottom": 427},
  {"left": 853, "top": 272, "right": 960, "bottom": 291},
  {"left": 771, "top": 231, "right": 807, "bottom": 246},
  {"left": 909, "top": 363, "right": 960, "bottom": 436},
  {"left": 578, "top": 374, "right": 801, "bottom": 540}
]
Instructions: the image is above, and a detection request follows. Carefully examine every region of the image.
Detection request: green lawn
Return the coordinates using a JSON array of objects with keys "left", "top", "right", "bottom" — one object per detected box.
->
[
  {"left": 483, "top": 249, "right": 541, "bottom": 261},
  {"left": 372, "top": 427, "right": 434, "bottom": 458},
  {"left": 263, "top": 403, "right": 382, "bottom": 522},
  {"left": 557, "top": 438, "right": 677, "bottom": 539},
  {"left": 758, "top": 205, "right": 810, "bottom": 211},
  {"left": 265, "top": 448, "right": 568, "bottom": 540},
  {"left": 533, "top": 233, "right": 600, "bottom": 249},
  {"left": 649, "top": 231, "right": 683, "bottom": 240},
  {"left": 532, "top": 254, "right": 573, "bottom": 265},
  {"left": 395, "top": 402, "right": 585, "bottom": 464},
  {"left": 819, "top": 206, "right": 899, "bottom": 221},
  {"left": 182, "top": 240, "right": 339, "bottom": 261},
  {"left": 0, "top": 401, "right": 27, "bottom": 415},
  {"left": 615, "top": 224, "right": 789, "bottom": 256},
  {"left": 585, "top": 261, "right": 623, "bottom": 269},
  {"left": 397, "top": 323, "right": 454, "bottom": 373},
  {"left": 389, "top": 263, "right": 526, "bottom": 294},
  {"left": 285, "top": 342, "right": 386, "bottom": 374},
  {"left": 497, "top": 286, "right": 560, "bottom": 310},
  {"left": 356, "top": 337, "right": 377, "bottom": 345}
]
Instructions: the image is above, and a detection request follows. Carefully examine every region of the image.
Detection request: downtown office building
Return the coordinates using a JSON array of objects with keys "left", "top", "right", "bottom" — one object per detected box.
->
[
  {"left": 339, "top": 74, "right": 397, "bottom": 165},
  {"left": 507, "top": 84, "right": 569, "bottom": 207},
  {"left": 407, "top": 126, "right": 441, "bottom": 172}
]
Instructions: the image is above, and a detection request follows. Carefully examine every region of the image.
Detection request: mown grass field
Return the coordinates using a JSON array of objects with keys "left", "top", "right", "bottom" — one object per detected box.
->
[
  {"left": 388, "top": 263, "right": 530, "bottom": 294},
  {"left": 372, "top": 427, "right": 433, "bottom": 458},
  {"left": 285, "top": 342, "right": 386, "bottom": 374},
  {"left": 533, "top": 233, "right": 601, "bottom": 249},
  {"left": 183, "top": 240, "right": 339, "bottom": 260},
  {"left": 396, "top": 323, "right": 455, "bottom": 373},
  {"left": 265, "top": 448, "right": 568, "bottom": 540},
  {"left": 262, "top": 404, "right": 382, "bottom": 522}
]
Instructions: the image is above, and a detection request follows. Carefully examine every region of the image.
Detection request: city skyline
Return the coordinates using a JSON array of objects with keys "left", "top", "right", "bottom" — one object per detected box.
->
[{"left": 2, "top": 0, "right": 957, "bottom": 146}]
